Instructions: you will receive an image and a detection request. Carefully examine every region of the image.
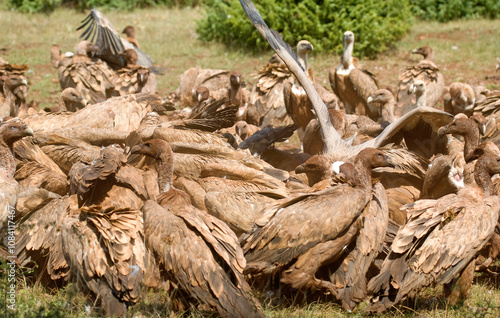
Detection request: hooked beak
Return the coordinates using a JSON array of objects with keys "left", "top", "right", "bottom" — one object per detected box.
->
[
  {"left": 23, "top": 127, "right": 34, "bottom": 136},
  {"left": 367, "top": 95, "right": 374, "bottom": 104},
  {"left": 130, "top": 145, "right": 141, "bottom": 154},
  {"left": 385, "top": 156, "right": 396, "bottom": 168}
]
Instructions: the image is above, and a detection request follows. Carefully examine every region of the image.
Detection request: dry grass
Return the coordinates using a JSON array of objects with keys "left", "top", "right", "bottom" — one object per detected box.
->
[{"left": 1, "top": 5, "right": 500, "bottom": 318}]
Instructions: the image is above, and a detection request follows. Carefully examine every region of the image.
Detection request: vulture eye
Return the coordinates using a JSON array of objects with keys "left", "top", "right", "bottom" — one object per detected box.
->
[{"left": 144, "top": 143, "right": 152, "bottom": 147}]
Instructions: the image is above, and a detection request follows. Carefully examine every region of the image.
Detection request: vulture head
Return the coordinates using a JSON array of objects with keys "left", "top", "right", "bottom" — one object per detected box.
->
[
  {"left": 2, "top": 74, "right": 28, "bottom": 91},
  {"left": 0, "top": 118, "right": 34, "bottom": 146},
  {"left": 297, "top": 40, "right": 313, "bottom": 54},
  {"left": 194, "top": 86, "right": 210, "bottom": 103},
  {"left": 75, "top": 40, "right": 100, "bottom": 57},
  {"left": 438, "top": 117, "right": 476, "bottom": 137},
  {"left": 356, "top": 148, "right": 395, "bottom": 169},
  {"left": 229, "top": 71, "right": 242, "bottom": 89},
  {"left": 344, "top": 31, "right": 354, "bottom": 45},
  {"left": 60, "top": 87, "right": 87, "bottom": 110},
  {"left": 411, "top": 46, "right": 434, "bottom": 60},
  {"left": 367, "top": 89, "right": 395, "bottom": 123},
  {"left": 131, "top": 138, "right": 173, "bottom": 162},
  {"left": 137, "top": 68, "right": 150, "bottom": 90},
  {"left": 412, "top": 80, "right": 427, "bottom": 107},
  {"left": 122, "top": 25, "right": 135, "bottom": 38},
  {"left": 121, "top": 49, "right": 138, "bottom": 66}
]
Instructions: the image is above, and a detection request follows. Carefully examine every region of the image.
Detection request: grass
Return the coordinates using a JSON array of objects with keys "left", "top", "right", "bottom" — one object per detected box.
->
[
  {"left": 1, "top": 7, "right": 499, "bottom": 109},
  {"left": 1, "top": 5, "right": 500, "bottom": 317}
]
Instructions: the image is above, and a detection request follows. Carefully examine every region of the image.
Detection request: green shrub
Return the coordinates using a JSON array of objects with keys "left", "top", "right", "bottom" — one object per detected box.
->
[
  {"left": 6, "top": 0, "right": 208, "bottom": 12},
  {"left": 8, "top": 0, "right": 61, "bottom": 13},
  {"left": 410, "top": 0, "right": 500, "bottom": 22},
  {"left": 196, "top": 0, "right": 414, "bottom": 58}
]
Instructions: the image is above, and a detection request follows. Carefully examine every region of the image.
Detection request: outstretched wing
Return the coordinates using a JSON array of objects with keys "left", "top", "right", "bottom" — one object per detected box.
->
[{"left": 77, "top": 8, "right": 153, "bottom": 69}]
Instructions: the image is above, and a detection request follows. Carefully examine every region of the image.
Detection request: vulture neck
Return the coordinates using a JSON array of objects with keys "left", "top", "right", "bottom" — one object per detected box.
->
[
  {"left": 415, "top": 90, "right": 426, "bottom": 108},
  {"left": 229, "top": 81, "right": 240, "bottom": 104},
  {"left": 423, "top": 51, "right": 434, "bottom": 62},
  {"left": 58, "top": 96, "right": 68, "bottom": 112},
  {"left": 0, "top": 134, "right": 17, "bottom": 179},
  {"left": 474, "top": 159, "right": 494, "bottom": 196},
  {"left": 352, "top": 158, "right": 373, "bottom": 189},
  {"left": 153, "top": 147, "right": 174, "bottom": 193},
  {"left": 462, "top": 126, "right": 480, "bottom": 159},
  {"left": 297, "top": 52, "right": 308, "bottom": 73},
  {"left": 381, "top": 98, "right": 396, "bottom": 125},
  {"left": 342, "top": 40, "right": 354, "bottom": 69}
]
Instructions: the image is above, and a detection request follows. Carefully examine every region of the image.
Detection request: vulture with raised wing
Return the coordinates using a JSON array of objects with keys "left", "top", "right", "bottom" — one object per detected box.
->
[
  {"left": 239, "top": 0, "right": 454, "bottom": 162},
  {"left": 396, "top": 46, "right": 445, "bottom": 116},
  {"left": 131, "top": 139, "right": 264, "bottom": 317},
  {"left": 51, "top": 42, "right": 116, "bottom": 105},
  {"left": 329, "top": 31, "right": 379, "bottom": 119},
  {"left": 367, "top": 152, "right": 500, "bottom": 313},
  {"left": 77, "top": 8, "right": 153, "bottom": 70}
]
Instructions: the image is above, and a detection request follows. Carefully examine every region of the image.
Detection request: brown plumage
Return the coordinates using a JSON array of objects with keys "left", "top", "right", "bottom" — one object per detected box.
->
[
  {"left": 250, "top": 53, "right": 293, "bottom": 127},
  {"left": 443, "top": 82, "right": 476, "bottom": 116},
  {"left": 14, "top": 137, "right": 69, "bottom": 195},
  {"left": 69, "top": 145, "right": 151, "bottom": 210},
  {"left": 1, "top": 72, "right": 28, "bottom": 118},
  {"left": 240, "top": 148, "right": 393, "bottom": 294},
  {"left": 175, "top": 66, "right": 232, "bottom": 106},
  {"left": 366, "top": 153, "right": 500, "bottom": 313},
  {"left": 0, "top": 118, "right": 33, "bottom": 230},
  {"left": 61, "top": 205, "right": 145, "bottom": 317},
  {"left": 284, "top": 40, "right": 316, "bottom": 132},
  {"left": 113, "top": 49, "right": 156, "bottom": 96},
  {"left": 24, "top": 94, "right": 161, "bottom": 142},
  {"left": 329, "top": 31, "right": 379, "bottom": 119},
  {"left": 396, "top": 46, "right": 445, "bottom": 116},
  {"left": 51, "top": 41, "right": 116, "bottom": 104},
  {"left": 131, "top": 139, "right": 264, "bottom": 317}
]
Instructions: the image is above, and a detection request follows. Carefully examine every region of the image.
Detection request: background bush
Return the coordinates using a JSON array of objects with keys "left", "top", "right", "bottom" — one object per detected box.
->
[
  {"left": 410, "top": 0, "right": 500, "bottom": 22},
  {"left": 196, "top": 0, "right": 414, "bottom": 58},
  {"left": 6, "top": 0, "right": 207, "bottom": 12}
]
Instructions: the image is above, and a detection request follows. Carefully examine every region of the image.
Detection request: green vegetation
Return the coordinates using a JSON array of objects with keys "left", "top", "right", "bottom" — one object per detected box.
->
[
  {"left": 410, "top": 0, "right": 500, "bottom": 22},
  {"left": 6, "top": 0, "right": 207, "bottom": 12},
  {"left": 196, "top": 0, "right": 414, "bottom": 58}
]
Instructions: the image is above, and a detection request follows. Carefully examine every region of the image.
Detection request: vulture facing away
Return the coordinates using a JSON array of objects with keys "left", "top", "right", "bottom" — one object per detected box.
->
[{"left": 396, "top": 46, "right": 445, "bottom": 116}]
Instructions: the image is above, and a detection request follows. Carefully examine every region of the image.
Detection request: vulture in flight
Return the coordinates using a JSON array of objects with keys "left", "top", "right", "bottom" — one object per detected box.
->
[{"left": 77, "top": 8, "right": 153, "bottom": 70}]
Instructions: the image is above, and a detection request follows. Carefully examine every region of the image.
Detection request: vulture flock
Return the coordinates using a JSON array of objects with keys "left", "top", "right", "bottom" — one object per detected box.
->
[{"left": 2, "top": 0, "right": 500, "bottom": 316}]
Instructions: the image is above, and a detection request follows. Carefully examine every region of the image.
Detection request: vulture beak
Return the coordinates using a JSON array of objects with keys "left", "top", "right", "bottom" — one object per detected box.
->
[
  {"left": 23, "top": 126, "right": 34, "bottom": 136},
  {"left": 367, "top": 95, "right": 374, "bottom": 104},
  {"left": 411, "top": 48, "right": 420, "bottom": 54},
  {"left": 21, "top": 79, "right": 28, "bottom": 86},
  {"left": 308, "top": 43, "right": 314, "bottom": 51},
  {"left": 295, "top": 163, "right": 306, "bottom": 174},
  {"left": 385, "top": 156, "right": 396, "bottom": 168},
  {"left": 464, "top": 151, "right": 479, "bottom": 163},
  {"left": 437, "top": 125, "right": 449, "bottom": 136},
  {"left": 130, "top": 145, "right": 142, "bottom": 154},
  {"left": 478, "top": 123, "right": 486, "bottom": 136}
]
